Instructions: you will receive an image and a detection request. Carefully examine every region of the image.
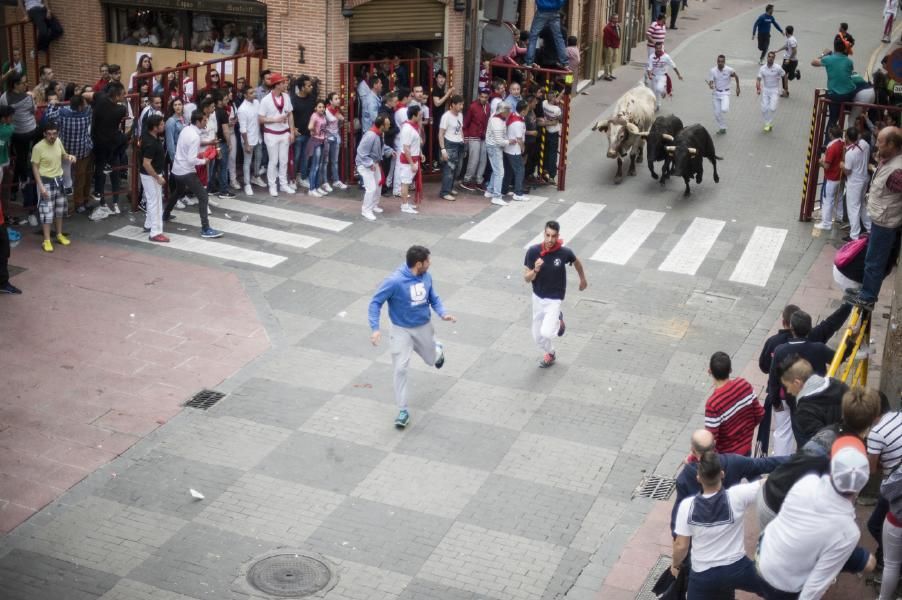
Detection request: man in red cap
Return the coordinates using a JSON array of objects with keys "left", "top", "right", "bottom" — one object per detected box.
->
[{"left": 257, "top": 72, "right": 296, "bottom": 197}]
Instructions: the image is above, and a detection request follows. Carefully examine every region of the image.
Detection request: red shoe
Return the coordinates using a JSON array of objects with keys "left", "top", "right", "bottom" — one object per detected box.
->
[{"left": 149, "top": 234, "right": 170, "bottom": 243}]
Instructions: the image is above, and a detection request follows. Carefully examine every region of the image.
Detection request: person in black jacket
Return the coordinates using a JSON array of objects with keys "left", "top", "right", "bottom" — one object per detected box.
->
[
  {"left": 780, "top": 356, "right": 848, "bottom": 446},
  {"left": 380, "top": 91, "right": 399, "bottom": 196},
  {"left": 757, "top": 305, "right": 850, "bottom": 454}
]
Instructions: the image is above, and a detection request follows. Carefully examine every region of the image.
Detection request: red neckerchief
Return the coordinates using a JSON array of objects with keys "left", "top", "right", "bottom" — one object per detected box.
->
[
  {"left": 271, "top": 90, "right": 284, "bottom": 113},
  {"left": 369, "top": 125, "right": 381, "bottom": 135},
  {"left": 327, "top": 104, "right": 340, "bottom": 116},
  {"left": 396, "top": 101, "right": 407, "bottom": 110},
  {"left": 540, "top": 239, "right": 563, "bottom": 256},
  {"left": 507, "top": 113, "right": 524, "bottom": 125},
  {"left": 492, "top": 113, "right": 507, "bottom": 121},
  {"left": 398, "top": 120, "right": 423, "bottom": 205}
]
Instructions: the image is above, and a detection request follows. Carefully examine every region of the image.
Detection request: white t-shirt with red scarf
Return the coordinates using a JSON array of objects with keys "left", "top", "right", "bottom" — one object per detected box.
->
[
  {"left": 258, "top": 90, "right": 293, "bottom": 135},
  {"left": 399, "top": 121, "right": 421, "bottom": 163},
  {"left": 504, "top": 113, "right": 525, "bottom": 155}
]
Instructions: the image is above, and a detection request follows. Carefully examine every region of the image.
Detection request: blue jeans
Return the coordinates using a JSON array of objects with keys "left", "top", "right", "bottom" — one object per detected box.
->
[
  {"left": 326, "top": 135, "right": 341, "bottom": 184},
  {"left": 293, "top": 134, "right": 310, "bottom": 181},
  {"left": 440, "top": 140, "right": 463, "bottom": 195},
  {"left": 502, "top": 152, "right": 525, "bottom": 195},
  {"left": 308, "top": 143, "right": 324, "bottom": 190},
  {"left": 524, "top": 11, "right": 568, "bottom": 67},
  {"left": 826, "top": 90, "right": 857, "bottom": 130},
  {"left": 860, "top": 223, "right": 899, "bottom": 302},
  {"left": 688, "top": 556, "right": 762, "bottom": 599},
  {"left": 544, "top": 131, "right": 560, "bottom": 179},
  {"left": 486, "top": 145, "right": 504, "bottom": 197}
]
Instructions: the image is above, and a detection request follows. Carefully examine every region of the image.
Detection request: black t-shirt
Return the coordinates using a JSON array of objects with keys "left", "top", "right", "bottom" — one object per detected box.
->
[
  {"left": 524, "top": 244, "right": 576, "bottom": 300},
  {"left": 431, "top": 84, "right": 446, "bottom": 126},
  {"left": 381, "top": 102, "right": 399, "bottom": 148},
  {"left": 215, "top": 107, "right": 228, "bottom": 142},
  {"left": 139, "top": 132, "right": 166, "bottom": 176},
  {"left": 292, "top": 94, "right": 315, "bottom": 135},
  {"left": 92, "top": 92, "right": 127, "bottom": 145}
]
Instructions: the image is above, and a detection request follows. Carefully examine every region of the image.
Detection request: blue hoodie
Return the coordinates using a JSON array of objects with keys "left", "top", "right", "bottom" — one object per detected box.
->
[
  {"left": 368, "top": 264, "right": 446, "bottom": 331},
  {"left": 536, "top": 0, "right": 565, "bottom": 11}
]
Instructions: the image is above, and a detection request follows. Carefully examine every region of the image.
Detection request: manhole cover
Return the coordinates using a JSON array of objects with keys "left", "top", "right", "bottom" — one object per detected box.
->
[
  {"left": 246, "top": 553, "right": 332, "bottom": 597},
  {"left": 185, "top": 389, "right": 226, "bottom": 410},
  {"left": 634, "top": 475, "right": 676, "bottom": 500}
]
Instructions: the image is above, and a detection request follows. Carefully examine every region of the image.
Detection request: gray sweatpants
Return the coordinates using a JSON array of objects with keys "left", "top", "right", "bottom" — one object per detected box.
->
[{"left": 390, "top": 322, "right": 438, "bottom": 411}]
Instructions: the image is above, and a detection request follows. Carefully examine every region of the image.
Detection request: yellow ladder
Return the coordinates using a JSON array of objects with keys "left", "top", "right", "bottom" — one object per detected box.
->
[{"left": 827, "top": 306, "right": 871, "bottom": 386}]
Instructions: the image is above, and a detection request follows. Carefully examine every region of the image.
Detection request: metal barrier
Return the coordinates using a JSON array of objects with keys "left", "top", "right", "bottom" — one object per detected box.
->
[
  {"left": 827, "top": 306, "right": 871, "bottom": 386},
  {"left": 338, "top": 56, "right": 454, "bottom": 184},
  {"left": 3, "top": 20, "right": 46, "bottom": 83},
  {"left": 488, "top": 61, "right": 572, "bottom": 192},
  {"left": 798, "top": 92, "right": 902, "bottom": 221}
]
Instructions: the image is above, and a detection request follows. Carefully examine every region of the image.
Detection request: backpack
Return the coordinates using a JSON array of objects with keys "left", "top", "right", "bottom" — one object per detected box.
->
[{"left": 834, "top": 235, "right": 868, "bottom": 268}]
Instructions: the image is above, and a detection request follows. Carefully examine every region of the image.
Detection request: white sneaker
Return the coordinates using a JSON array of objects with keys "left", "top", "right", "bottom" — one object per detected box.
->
[
  {"left": 175, "top": 199, "right": 186, "bottom": 209},
  {"left": 269, "top": 186, "right": 278, "bottom": 197},
  {"left": 512, "top": 194, "right": 530, "bottom": 202},
  {"left": 89, "top": 206, "right": 109, "bottom": 221},
  {"left": 401, "top": 203, "right": 418, "bottom": 214},
  {"left": 298, "top": 178, "right": 310, "bottom": 189},
  {"left": 208, "top": 198, "right": 219, "bottom": 207},
  {"left": 184, "top": 196, "right": 198, "bottom": 206},
  {"left": 281, "top": 185, "right": 297, "bottom": 195},
  {"left": 318, "top": 185, "right": 329, "bottom": 195},
  {"left": 373, "top": 206, "right": 384, "bottom": 213},
  {"left": 252, "top": 177, "right": 267, "bottom": 187},
  {"left": 308, "top": 189, "right": 323, "bottom": 197},
  {"left": 27, "top": 214, "right": 38, "bottom": 226},
  {"left": 361, "top": 210, "right": 376, "bottom": 221},
  {"left": 230, "top": 180, "right": 241, "bottom": 190},
  {"left": 110, "top": 203, "right": 121, "bottom": 215},
  {"left": 333, "top": 181, "right": 348, "bottom": 190},
  {"left": 484, "top": 191, "right": 493, "bottom": 198},
  {"left": 491, "top": 197, "right": 509, "bottom": 206},
  {"left": 813, "top": 222, "right": 832, "bottom": 230},
  {"left": 244, "top": 185, "right": 254, "bottom": 196},
  {"left": 323, "top": 183, "right": 333, "bottom": 193}
]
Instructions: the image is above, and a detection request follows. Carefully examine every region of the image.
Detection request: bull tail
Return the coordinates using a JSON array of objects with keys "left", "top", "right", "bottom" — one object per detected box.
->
[{"left": 714, "top": 155, "right": 724, "bottom": 160}]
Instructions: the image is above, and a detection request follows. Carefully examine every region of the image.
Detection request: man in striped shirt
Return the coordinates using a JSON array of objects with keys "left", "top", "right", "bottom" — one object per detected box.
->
[
  {"left": 705, "top": 351, "right": 764, "bottom": 456},
  {"left": 645, "top": 13, "right": 666, "bottom": 63},
  {"left": 867, "top": 395, "right": 902, "bottom": 570}
]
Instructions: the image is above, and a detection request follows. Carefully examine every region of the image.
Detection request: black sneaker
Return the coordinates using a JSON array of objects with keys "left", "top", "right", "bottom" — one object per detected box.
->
[
  {"left": 218, "top": 190, "right": 237, "bottom": 199},
  {"left": 63, "top": 187, "right": 73, "bottom": 196},
  {"left": 557, "top": 312, "right": 566, "bottom": 337},
  {"left": 0, "top": 282, "right": 22, "bottom": 294},
  {"left": 844, "top": 291, "right": 875, "bottom": 312}
]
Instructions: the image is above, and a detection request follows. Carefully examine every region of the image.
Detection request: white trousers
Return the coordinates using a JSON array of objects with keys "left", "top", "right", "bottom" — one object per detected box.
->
[
  {"left": 264, "top": 132, "right": 290, "bottom": 188},
  {"left": 389, "top": 322, "right": 438, "bottom": 411},
  {"left": 761, "top": 88, "right": 779, "bottom": 125},
  {"left": 846, "top": 180, "right": 872, "bottom": 239},
  {"left": 139, "top": 174, "right": 163, "bottom": 237},
  {"left": 392, "top": 142, "right": 403, "bottom": 195},
  {"left": 712, "top": 91, "right": 730, "bottom": 130},
  {"left": 358, "top": 164, "right": 381, "bottom": 214},
  {"left": 651, "top": 75, "right": 667, "bottom": 110},
  {"left": 880, "top": 517, "right": 902, "bottom": 600},
  {"left": 531, "top": 294, "right": 562, "bottom": 354},
  {"left": 821, "top": 179, "right": 843, "bottom": 226},
  {"left": 62, "top": 160, "right": 72, "bottom": 189},
  {"left": 772, "top": 406, "right": 795, "bottom": 456},
  {"left": 228, "top": 131, "right": 238, "bottom": 185}
]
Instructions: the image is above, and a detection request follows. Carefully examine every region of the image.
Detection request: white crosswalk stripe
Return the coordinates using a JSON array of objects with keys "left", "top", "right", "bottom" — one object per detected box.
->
[
  {"left": 729, "top": 226, "right": 787, "bottom": 286},
  {"left": 211, "top": 197, "right": 352, "bottom": 232},
  {"left": 459, "top": 196, "right": 548, "bottom": 243},
  {"left": 109, "top": 226, "right": 287, "bottom": 268},
  {"left": 658, "top": 217, "right": 725, "bottom": 275},
  {"left": 589, "top": 209, "right": 664, "bottom": 265},
  {"left": 174, "top": 211, "right": 321, "bottom": 249},
  {"left": 524, "top": 202, "right": 605, "bottom": 249}
]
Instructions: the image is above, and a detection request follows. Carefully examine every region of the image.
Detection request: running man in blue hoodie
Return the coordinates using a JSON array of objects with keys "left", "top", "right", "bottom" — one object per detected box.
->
[{"left": 369, "top": 245, "right": 456, "bottom": 428}]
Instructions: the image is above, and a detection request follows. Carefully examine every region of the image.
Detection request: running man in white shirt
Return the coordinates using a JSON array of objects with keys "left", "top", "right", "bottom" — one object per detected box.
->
[
  {"left": 756, "top": 51, "right": 787, "bottom": 132},
  {"left": 647, "top": 42, "right": 683, "bottom": 112},
  {"left": 706, "top": 54, "right": 741, "bottom": 134},
  {"left": 257, "top": 72, "right": 296, "bottom": 197},
  {"left": 776, "top": 25, "right": 799, "bottom": 96},
  {"left": 843, "top": 126, "right": 872, "bottom": 241},
  {"left": 671, "top": 452, "right": 765, "bottom": 598}
]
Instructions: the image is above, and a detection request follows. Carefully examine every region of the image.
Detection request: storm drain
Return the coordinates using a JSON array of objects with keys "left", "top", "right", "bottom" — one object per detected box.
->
[
  {"left": 633, "top": 475, "right": 676, "bottom": 501},
  {"left": 635, "top": 555, "right": 673, "bottom": 600},
  {"left": 246, "top": 553, "right": 332, "bottom": 598},
  {"left": 184, "top": 389, "right": 226, "bottom": 410}
]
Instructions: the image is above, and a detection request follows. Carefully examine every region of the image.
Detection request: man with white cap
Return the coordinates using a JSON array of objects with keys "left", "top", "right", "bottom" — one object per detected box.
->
[{"left": 757, "top": 436, "right": 876, "bottom": 599}]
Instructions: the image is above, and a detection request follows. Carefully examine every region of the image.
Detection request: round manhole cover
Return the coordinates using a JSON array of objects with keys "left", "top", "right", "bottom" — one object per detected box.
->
[{"left": 246, "top": 554, "right": 332, "bottom": 597}]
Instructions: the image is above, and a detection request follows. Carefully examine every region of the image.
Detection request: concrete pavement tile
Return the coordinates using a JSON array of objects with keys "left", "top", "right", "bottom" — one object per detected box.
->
[
  {"left": 418, "top": 522, "right": 566, "bottom": 600},
  {"left": 458, "top": 474, "right": 595, "bottom": 546},
  {"left": 373, "top": 337, "right": 485, "bottom": 379},
  {"left": 292, "top": 259, "right": 392, "bottom": 295},
  {"left": 397, "top": 578, "right": 499, "bottom": 600},
  {"left": 570, "top": 496, "right": 630, "bottom": 554},
  {"left": 92, "top": 410, "right": 162, "bottom": 438},
  {"left": 255, "top": 431, "right": 387, "bottom": 495},
  {"left": 549, "top": 365, "right": 656, "bottom": 411},
  {"left": 253, "top": 346, "right": 372, "bottom": 392},
  {"left": 431, "top": 378, "right": 546, "bottom": 431},
  {"left": 542, "top": 547, "right": 593, "bottom": 600},
  {"left": 524, "top": 395, "right": 637, "bottom": 449},
  {"left": 299, "top": 318, "right": 386, "bottom": 360},
  {"left": 210, "top": 378, "right": 332, "bottom": 430},
  {"left": 99, "top": 579, "right": 198, "bottom": 600},
  {"left": 40, "top": 443, "right": 119, "bottom": 472},
  {"left": 395, "top": 412, "right": 518, "bottom": 471},
  {"left": 357, "top": 224, "right": 444, "bottom": 251},
  {"left": 307, "top": 497, "right": 452, "bottom": 577},
  {"left": 442, "top": 285, "right": 529, "bottom": 322},
  {"left": 0, "top": 503, "right": 37, "bottom": 535},
  {"left": 340, "top": 362, "right": 456, "bottom": 411},
  {"left": 460, "top": 349, "right": 573, "bottom": 394},
  {"left": 265, "top": 280, "right": 360, "bottom": 320},
  {"left": 0, "top": 548, "right": 120, "bottom": 600},
  {"left": 300, "top": 395, "right": 405, "bottom": 452},
  {"left": 642, "top": 380, "right": 706, "bottom": 422},
  {"left": 319, "top": 557, "right": 412, "bottom": 600}
]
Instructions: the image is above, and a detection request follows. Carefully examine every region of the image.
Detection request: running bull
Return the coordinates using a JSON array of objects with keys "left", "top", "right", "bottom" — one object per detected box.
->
[
  {"left": 644, "top": 114, "right": 683, "bottom": 184},
  {"left": 592, "top": 85, "right": 656, "bottom": 184},
  {"left": 665, "top": 124, "right": 722, "bottom": 196}
]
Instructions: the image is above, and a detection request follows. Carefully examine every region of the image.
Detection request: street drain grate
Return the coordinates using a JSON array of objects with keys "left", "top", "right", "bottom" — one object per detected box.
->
[
  {"left": 635, "top": 555, "right": 673, "bottom": 599},
  {"left": 185, "top": 389, "right": 226, "bottom": 410},
  {"left": 634, "top": 475, "right": 676, "bottom": 500},
  {"left": 246, "top": 553, "right": 332, "bottom": 597}
]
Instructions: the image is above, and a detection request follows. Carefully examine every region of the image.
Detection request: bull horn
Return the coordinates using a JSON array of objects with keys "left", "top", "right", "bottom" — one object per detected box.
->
[
  {"left": 626, "top": 122, "right": 640, "bottom": 135},
  {"left": 661, "top": 133, "right": 674, "bottom": 142},
  {"left": 665, "top": 145, "right": 675, "bottom": 153},
  {"left": 593, "top": 120, "right": 609, "bottom": 132},
  {"left": 638, "top": 131, "right": 650, "bottom": 138},
  {"left": 688, "top": 147, "right": 698, "bottom": 156}
]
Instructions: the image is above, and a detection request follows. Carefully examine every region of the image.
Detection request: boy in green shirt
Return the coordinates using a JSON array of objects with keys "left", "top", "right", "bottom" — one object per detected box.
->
[{"left": 31, "top": 120, "right": 75, "bottom": 252}]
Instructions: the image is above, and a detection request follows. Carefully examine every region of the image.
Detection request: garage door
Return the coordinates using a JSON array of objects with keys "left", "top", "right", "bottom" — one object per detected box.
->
[{"left": 349, "top": 0, "right": 446, "bottom": 43}]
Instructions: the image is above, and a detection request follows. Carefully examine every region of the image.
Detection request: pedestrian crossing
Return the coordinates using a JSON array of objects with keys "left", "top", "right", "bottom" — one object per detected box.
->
[{"left": 106, "top": 195, "right": 788, "bottom": 287}]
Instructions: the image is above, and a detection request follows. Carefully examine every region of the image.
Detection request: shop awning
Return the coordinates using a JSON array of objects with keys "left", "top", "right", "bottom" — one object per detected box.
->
[{"left": 99, "top": 0, "right": 266, "bottom": 19}]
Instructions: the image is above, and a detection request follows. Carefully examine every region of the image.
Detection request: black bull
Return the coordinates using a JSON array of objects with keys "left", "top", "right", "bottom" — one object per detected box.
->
[
  {"left": 645, "top": 115, "right": 684, "bottom": 184},
  {"left": 666, "top": 124, "right": 722, "bottom": 196}
]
